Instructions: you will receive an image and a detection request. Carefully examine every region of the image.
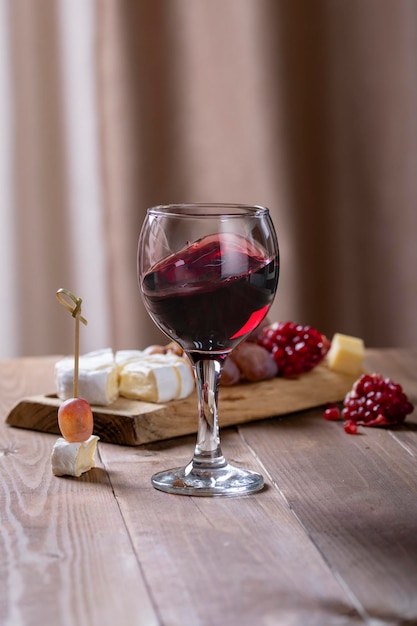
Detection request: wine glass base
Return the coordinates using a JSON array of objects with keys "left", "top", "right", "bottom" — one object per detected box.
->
[{"left": 151, "top": 462, "right": 264, "bottom": 497}]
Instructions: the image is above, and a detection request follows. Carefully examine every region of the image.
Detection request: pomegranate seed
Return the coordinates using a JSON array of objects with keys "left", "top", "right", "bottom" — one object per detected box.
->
[
  {"left": 323, "top": 405, "right": 341, "bottom": 421},
  {"left": 344, "top": 420, "right": 358, "bottom": 435},
  {"left": 258, "top": 321, "right": 330, "bottom": 377},
  {"left": 343, "top": 373, "right": 414, "bottom": 427}
]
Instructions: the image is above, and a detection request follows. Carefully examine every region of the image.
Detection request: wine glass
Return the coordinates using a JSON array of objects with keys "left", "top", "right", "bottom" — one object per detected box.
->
[{"left": 137, "top": 203, "right": 279, "bottom": 496}]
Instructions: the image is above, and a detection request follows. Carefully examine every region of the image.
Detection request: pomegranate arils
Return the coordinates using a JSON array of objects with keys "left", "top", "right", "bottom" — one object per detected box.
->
[
  {"left": 344, "top": 420, "right": 358, "bottom": 435},
  {"left": 323, "top": 405, "right": 341, "bottom": 421},
  {"left": 258, "top": 321, "right": 330, "bottom": 377},
  {"left": 343, "top": 373, "right": 414, "bottom": 427}
]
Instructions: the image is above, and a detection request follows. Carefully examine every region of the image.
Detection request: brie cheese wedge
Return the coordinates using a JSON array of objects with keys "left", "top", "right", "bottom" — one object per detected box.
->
[
  {"left": 55, "top": 348, "right": 118, "bottom": 406},
  {"left": 51, "top": 435, "right": 99, "bottom": 477},
  {"left": 118, "top": 353, "right": 195, "bottom": 403}
]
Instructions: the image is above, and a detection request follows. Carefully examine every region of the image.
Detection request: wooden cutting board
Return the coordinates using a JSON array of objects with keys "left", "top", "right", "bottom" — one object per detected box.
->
[{"left": 5, "top": 362, "right": 359, "bottom": 445}]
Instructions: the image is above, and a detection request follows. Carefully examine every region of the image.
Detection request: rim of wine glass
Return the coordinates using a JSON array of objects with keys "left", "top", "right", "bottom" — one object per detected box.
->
[{"left": 147, "top": 203, "right": 270, "bottom": 218}]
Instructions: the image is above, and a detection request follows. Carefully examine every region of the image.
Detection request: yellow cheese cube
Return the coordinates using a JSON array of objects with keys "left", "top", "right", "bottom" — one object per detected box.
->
[{"left": 327, "top": 333, "right": 365, "bottom": 375}]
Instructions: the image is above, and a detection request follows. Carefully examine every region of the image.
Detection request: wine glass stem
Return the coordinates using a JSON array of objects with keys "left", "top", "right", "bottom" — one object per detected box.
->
[{"left": 191, "top": 357, "right": 227, "bottom": 470}]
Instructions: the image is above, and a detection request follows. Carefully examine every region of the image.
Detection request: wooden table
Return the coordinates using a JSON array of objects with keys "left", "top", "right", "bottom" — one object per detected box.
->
[{"left": 1, "top": 350, "right": 416, "bottom": 626}]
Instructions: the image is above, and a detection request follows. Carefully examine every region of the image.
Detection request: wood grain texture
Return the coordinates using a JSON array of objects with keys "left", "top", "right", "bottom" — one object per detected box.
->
[
  {"left": 98, "top": 434, "right": 364, "bottom": 626},
  {"left": 0, "top": 351, "right": 416, "bottom": 626},
  {"left": 0, "top": 438, "right": 159, "bottom": 626},
  {"left": 6, "top": 360, "right": 359, "bottom": 445},
  {"left": 236, "top": 349, "right": 417, "bottom": 624},
  {"left": 0, "top": 358, "right": 158, "bottom": 626},
  {"left": 240, "top": 414, "right": 417, "bottom": 623}
]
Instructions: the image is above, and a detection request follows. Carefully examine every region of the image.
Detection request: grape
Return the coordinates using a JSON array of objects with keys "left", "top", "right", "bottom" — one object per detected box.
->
[{"left": 58, "top": 397, "right": 94, "bottom": 442}]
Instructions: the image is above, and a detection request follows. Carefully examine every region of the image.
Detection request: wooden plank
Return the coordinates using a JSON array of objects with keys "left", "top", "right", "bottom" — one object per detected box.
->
[
  {"left": 98, "top": 431, "right": 365, "bottom": 626},
  {"left": 0, "top": 424, "right": 159, "bottom": 626},
  {"left": 0, "top": 358, "right": 159, "bottom": 626},
  {"left": 239, "top": 376, "right": 417, "bottom": 623},
  {"left": 1, "top": 351, "right": 415, "bottom": 625},
  {"left": 5, "top": 361, "right": 359, "bottom": 445}
]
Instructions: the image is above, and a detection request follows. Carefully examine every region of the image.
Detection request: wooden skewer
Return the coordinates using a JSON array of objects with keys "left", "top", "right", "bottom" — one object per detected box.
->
[{"left": 56, "top": 288, "right": 88, "bottom": 398}]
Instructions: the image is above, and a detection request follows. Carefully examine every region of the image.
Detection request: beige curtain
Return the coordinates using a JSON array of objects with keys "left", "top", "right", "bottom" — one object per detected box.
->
[{"left": 2, "top": 0, "right": 417, "bottom": 358}]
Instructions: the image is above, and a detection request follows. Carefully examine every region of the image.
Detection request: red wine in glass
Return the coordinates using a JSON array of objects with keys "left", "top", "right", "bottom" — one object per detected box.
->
[{"left": 142, "top": 232, "right": 278, "bottom": 355}]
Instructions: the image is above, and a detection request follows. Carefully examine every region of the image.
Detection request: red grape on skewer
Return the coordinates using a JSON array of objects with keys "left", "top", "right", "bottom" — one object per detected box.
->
[
  {"left": 58, "top": 397, "right": 94, "bottom": 443},
  {"left": 52, "top": 289, "right": 98, "bottom": 477}
]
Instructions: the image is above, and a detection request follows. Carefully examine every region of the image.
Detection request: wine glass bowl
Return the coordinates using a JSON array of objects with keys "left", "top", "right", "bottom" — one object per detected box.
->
[{"left": 138, "top": 203, "right": 279, "bottom": 496}]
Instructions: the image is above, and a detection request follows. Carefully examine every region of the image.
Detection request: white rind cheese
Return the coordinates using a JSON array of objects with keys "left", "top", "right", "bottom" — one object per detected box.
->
[
  {"left": 327, "top": 333, "right": 365, "bottom": 376},
  {"left": 55, "top": 348, "right": 195, "bottom": 406},
  {"left": 115, "top": 350, "right": 147, "bottom": 368},
  {"left": 173, "top": 359, "right": 195, "bottom": 399},
  {"left": 51, "top": 435, "right": 99, "bottom": 477},
  {"left": 118, "top": 353, "right": 195, "bottom": 403},
  {"left": 55, "top": 348, "right": 118, "bottom": 406}
]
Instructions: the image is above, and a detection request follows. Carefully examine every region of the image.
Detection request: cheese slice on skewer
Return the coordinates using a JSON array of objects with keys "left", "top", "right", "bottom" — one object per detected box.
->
[
  {"left": 51, "top": 435, "right": 99, "bottom": 477},
  {"left": 55, "top": 348, "right": 118, "bottom": 406}
]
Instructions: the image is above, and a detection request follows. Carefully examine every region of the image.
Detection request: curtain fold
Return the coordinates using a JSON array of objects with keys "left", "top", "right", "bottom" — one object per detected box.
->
[
  {"left": 276, "top": 0, "right": 417, "bottom": 346},
  {"left": 1, "top": 0, "right": 416, "bottom": 358},
  {"left": 10, "top": 0, "right": 73, "bottom": 356}
]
